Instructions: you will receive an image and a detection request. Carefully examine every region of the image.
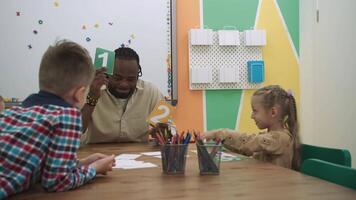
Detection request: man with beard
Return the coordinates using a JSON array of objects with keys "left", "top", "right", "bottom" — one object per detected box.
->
[{"left": 81, "top": 47, "right": 163, "bottom": 144}]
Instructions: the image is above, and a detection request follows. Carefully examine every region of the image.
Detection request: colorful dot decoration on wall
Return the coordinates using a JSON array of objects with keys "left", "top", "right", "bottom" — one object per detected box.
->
[
  {"left": 118, "top": 34, "right": 136, "bottom": 48},
  {"left": 18, "top": 4, "right": 119, "bottom": 51}
]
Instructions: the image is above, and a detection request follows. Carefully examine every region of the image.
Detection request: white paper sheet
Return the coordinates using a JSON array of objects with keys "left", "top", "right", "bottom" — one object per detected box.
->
[
  {"left": 113, "top": 153, "right": 157, "bottom": 169},
  {"left": 114, "top": 160, "right": 158, "bottom": 169},
  {"left": 115, "top": 154, "right": 141, "bottom": 160},
  {"left": 191, "top": 150, "right": 241, "bottom": 161},
  {"left": 141, "top": 151, "right": 161, "bottom": 156}
]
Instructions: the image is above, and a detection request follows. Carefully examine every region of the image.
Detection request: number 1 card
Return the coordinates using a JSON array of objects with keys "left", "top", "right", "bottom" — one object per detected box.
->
[{"left": 94, "top": 48, "right": 115, "bottom": 75}]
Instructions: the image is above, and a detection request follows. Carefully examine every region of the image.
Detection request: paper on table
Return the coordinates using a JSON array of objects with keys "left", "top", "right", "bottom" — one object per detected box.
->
[
  {"left": 221, "top": 157, "right": 241, "bottom": 162},
  {"left": 113, "top": 153, "right": 157, "bottom": 169},
  {"left": 221, "top": 152, "right": 236, "bottom": 157},
  {"left": 154, "top": 155, "right": 162, "bottom": 158},
  {"left": 115, "top": 154, "right": 141, "bottom": 160},
  {"left": 114, "top": 160, "right": 157, "bottom": 169},
  {"left": 141, "top": 151, "right": 161, "bottom": 156},
  {"left": 221, "top": 152, "right": 242, "bottom": 161},
  {"left": 191, "top": 150, "right": 241, "bottom": 161},
  {"left": 141, "top": 151, "right": 188, "bottom": 158}
]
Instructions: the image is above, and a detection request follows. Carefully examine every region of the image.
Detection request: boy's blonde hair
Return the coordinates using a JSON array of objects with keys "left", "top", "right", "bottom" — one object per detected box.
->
[{"left": 39, "top": 40, "right": 94, "bottom": 95}]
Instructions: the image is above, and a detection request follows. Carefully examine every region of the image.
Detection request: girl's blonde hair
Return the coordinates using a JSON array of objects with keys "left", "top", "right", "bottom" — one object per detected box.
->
[{"left": 253, "top": 85, "right": 300, "bottom": 170}]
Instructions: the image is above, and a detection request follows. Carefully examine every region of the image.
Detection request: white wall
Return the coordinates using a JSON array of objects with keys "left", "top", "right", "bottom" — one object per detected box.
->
[
  {"left": 0, "top": 0, "right": 171, "bottom": 99},
  {"left": 300, "top": 0, "right": 356, "bottom": 167}
]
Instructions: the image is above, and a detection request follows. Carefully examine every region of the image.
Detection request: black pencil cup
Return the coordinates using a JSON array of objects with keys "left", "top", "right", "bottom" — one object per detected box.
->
[
  {"left": 160, "top": 144, "right": 188, "bottom": 175},
  {"left": 196, "top": 143, "right": 222, "bottom": 175}
]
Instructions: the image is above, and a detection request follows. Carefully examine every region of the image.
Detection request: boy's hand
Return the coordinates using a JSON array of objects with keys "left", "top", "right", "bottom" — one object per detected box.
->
[
  {"left": 90, "top": 155, "right": 115, "bottom": 175},
  {"left": 90, "top": 67, "right": 109, "bottom": 99},
  {"left": 79, "top": 153, "right": 109, "bottom": 166}
]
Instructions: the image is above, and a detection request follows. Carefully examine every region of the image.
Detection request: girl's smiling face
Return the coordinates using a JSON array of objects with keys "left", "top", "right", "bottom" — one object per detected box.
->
[{"left": 250, "top": 95, "right": 273, "bottom": 130}]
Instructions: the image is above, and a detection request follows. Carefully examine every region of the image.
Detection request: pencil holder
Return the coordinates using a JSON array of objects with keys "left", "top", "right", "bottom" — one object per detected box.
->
[
  {"left": 160, "top": 144, "right": 188, "bottom": 175},
  {"left": 196, "top": 143, "right": 222, "bottom": 175}
]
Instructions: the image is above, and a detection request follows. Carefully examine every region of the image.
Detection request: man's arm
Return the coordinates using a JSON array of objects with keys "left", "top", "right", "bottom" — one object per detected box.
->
[
  {"left": 81, "top": 67, "right": 108, "bottom": 131},
  {"left": 81, "top": 104, "right": 96, "bottom": 131}
]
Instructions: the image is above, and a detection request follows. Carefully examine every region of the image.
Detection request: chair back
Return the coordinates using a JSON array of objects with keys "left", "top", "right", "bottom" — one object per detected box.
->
[
  {"left": 301, "top": 158, "right": 356, "bottom": 190},
  {"left": 301, "top": 144, "right": 351, "bottom": 167}
]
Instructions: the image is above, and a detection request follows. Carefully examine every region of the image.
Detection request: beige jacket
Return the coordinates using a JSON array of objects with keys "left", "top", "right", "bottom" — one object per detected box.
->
[
  {"left": 210, "top": 129, "right": 294, "bottom": 169},
  {"left": 82, "top": 80, "right": 163, "bottom": 144}
]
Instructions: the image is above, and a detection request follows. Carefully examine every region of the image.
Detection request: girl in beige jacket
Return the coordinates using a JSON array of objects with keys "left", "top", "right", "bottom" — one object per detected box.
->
[{"left": 203, "top": 85, "right": 301, "bottom": 170}]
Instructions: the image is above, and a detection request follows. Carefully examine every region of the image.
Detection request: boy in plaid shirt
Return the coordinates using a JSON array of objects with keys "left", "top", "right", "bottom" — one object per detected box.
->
[{"left": 0, "top": 40, "right": 115, "bottom": 199}]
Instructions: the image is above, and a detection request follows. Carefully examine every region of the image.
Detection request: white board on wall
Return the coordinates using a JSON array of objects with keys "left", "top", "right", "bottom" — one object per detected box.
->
[{"left": 0, "top": 0, "right": 176, "bottom": 100}]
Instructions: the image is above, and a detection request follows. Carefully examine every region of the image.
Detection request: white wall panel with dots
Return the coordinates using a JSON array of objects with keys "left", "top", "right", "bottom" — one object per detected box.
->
[{"left": 189, "top": 31, "right": 263, "bottom": 90}]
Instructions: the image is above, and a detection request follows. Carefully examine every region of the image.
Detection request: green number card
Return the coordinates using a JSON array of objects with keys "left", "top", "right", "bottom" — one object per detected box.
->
[{"left": 94, "top": 48, "right": 115, "bottom": 75}]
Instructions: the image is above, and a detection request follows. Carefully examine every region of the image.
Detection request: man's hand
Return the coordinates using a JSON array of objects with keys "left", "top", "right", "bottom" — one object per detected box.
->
[{"left": 90, "top": 67, "right": 109, "bottom": 99}]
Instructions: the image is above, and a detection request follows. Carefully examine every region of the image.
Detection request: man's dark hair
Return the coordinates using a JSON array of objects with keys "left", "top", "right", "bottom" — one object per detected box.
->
[{"left": 114, "top": 47, "right": 142, "bottom": 77}]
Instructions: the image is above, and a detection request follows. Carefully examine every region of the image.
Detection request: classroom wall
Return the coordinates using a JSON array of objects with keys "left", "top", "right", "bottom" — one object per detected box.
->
[
  {"left": 0, "top": 0, "right": 171, "bottom": 99},
  {"left": 174, "top": 0, "right": 204, "bottom": 132},
  {"left": 176, "top": 0, "right": 356, "bottom": 168},
  {"left": 300, "top": 0, "right": 356, "bottom": 167},
  {"left": 175, "top": 0, "right": 300, "bottom": 134}
]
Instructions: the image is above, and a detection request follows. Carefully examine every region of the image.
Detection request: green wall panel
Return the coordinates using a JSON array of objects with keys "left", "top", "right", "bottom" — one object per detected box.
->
[
  {"left": 277, "top": 0, "right": 299, "bottom": 55},
  {"left": 203, "top": 0, "right": 258, "bottom": 130},
  {"left": 203, "top": 0, "right": 259, "bottom": 31},
  {"left": 206, "top": 90, "right": 242, "bottom": 130}
]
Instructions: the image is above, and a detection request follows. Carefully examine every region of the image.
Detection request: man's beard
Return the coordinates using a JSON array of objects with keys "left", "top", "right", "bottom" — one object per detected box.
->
[{"left": 108, "top": 84, "right": 133, "bottom": 99}]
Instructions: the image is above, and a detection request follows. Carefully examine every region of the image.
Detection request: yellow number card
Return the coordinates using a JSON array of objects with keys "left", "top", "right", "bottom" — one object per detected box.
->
[{"left": 147, "top": 100, "right": 175, "bottom": 126}]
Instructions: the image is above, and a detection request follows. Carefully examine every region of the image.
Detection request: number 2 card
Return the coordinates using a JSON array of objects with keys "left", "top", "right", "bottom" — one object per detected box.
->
[{"left": 147, "top": 100, "right": 175, "bottom": 126}]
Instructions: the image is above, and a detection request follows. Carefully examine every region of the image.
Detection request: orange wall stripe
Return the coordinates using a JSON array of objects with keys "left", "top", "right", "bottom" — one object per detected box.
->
[{"left": 174, "top": 0, "right": 204, "bottom": 132}]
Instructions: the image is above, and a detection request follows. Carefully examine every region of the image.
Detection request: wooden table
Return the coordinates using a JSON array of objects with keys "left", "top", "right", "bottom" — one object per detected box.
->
[{"left": 11, "top": 143, "right": 356, "bottom": 200}]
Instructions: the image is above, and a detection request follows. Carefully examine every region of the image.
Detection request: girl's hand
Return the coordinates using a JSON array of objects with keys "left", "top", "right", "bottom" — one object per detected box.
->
[
  {"left": 89, "top": 155, "right": 115, "bottom": 175},
  {"left": 201, "top": 128, "right": 233, "bottom": 140}
]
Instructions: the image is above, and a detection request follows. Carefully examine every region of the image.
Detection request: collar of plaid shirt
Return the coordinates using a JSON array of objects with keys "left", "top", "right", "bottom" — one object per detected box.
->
[{"left": 22, "top": 90, "right": 72, "bottom": 108}]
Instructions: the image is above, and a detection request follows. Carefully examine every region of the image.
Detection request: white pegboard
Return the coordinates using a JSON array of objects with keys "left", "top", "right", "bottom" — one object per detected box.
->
[{"left": 189, "top": 32, "right": 263, "bottom": 90}]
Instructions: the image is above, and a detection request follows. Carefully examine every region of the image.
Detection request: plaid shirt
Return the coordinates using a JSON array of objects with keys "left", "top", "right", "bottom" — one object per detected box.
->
[{"left": 0, "top": 92, "right": 96, "bottom": 199}]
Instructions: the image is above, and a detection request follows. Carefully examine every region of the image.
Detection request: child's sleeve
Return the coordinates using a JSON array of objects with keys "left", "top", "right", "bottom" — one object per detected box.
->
[
  {"left": 203, "top": 128, "right": 237, "bottom": 140},
  {"left": 226, "top": 131, "right": 292, "bottom": 156},
  {"left": 41, "top": 109, "right": 96, "bottom": 192}
]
